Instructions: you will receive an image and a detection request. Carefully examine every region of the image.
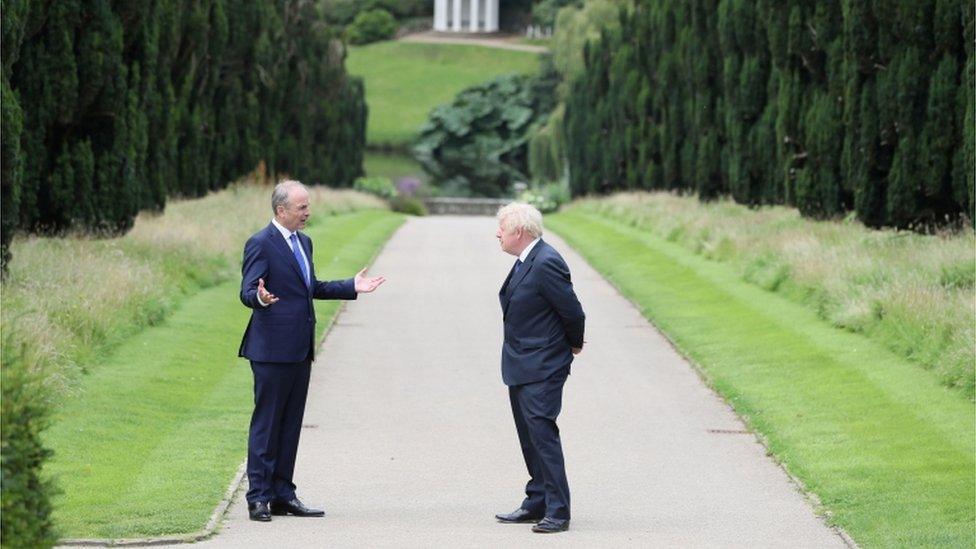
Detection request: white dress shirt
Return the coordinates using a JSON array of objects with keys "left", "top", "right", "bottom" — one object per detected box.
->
[
  {"left": 257, "top": 219, "right": 311, "bottom": 306},
  {"left": 519, "top": 237, "right": 541, "bottom": 263}
]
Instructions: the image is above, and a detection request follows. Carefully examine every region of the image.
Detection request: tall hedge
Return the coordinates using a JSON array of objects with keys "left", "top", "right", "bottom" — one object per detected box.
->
[
  {"left": 564, "top": 0, "right": 974, "bottom": 228},
  {"left": 0, "top": 2, "right": 366, "bottom": 544},
  {"left": 0, "top": 0, "right": 367, "bottom": 273}
]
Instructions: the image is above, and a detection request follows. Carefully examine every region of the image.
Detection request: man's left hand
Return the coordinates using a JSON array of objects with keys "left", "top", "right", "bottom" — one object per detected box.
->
[{"left": 354, "top": 267, "right": 386, "bottom": 293}]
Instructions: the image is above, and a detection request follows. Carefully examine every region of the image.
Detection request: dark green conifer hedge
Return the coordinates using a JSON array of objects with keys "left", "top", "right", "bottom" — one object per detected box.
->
[
  {"left": 0, "top": 0, "right": 367, "bottom": 271},
  {"left": 0, "top": 3, "right": 366, "bottom": 544},
  {"left": 564, "top": 0, "right": 974, "bottom": 228}
]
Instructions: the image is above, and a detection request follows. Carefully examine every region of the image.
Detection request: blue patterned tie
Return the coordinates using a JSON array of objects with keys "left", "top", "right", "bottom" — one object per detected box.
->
[
  {"left": 514, "top": 259, "right": 522, "bottom": 274},
  {"left": 289, "top": 233, "right": 310, "bottom": 288}
]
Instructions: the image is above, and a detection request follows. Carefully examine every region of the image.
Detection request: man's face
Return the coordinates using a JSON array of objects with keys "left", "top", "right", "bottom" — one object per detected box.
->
[
  {"left": 277, "top": 188, "right": 310, "bottom": 232},
  {"left": 496, "top": 220, "right": 523, "bottom": 256}
]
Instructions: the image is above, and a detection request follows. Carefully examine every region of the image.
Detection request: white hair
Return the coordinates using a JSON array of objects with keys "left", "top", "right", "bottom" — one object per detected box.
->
[
  {"left": 497, "top": 202, "right": 543, "bottom": 238},
  {"left": 272, "top": 179, "right": 307, "bottom": 214}
]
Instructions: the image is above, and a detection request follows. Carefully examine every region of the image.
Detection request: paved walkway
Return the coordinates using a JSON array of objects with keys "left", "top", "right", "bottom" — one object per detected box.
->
[
  {"left": 198, "top": 216, "right": 848, "bottom": 548},
  {"left": 399, "top": 31, "right": 549, "bottom": 53}
]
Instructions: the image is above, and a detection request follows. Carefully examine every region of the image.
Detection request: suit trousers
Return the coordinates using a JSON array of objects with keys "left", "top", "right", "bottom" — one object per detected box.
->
[
  {"left": 246, "top": 360, "right": 311, "bottom": 504},
  {"left": 509, "top": 371, "right": 570, "bottom": 520}
]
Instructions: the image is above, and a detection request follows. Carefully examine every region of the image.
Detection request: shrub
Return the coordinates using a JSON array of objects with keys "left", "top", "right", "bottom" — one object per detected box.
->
[
  {"left": 551, "top": 0, "right": 624, "bottom": 99},
  {"left": 532, "top": 0, "right": 583, "bottom": 29},
  {"left": 322, "top": 0, "right": 362, "bottom": 25},
  {"left": 413, "top": 65, "right": 559, "bottom": 197},
  {"left": 520, "top": 181, "right": 571, "bottom": 213},
  {"left": 370, "top": 0, "right": 429, "bottom": 19},
  {"left": 528, "top": 104, "right": 565, "bottom": 183},
  {"left": 346, "top": 9, "right": 397, "bottom": 45},
  {"left": 395, "top": 176, "right": 422, "bottom": 197},
  {"left": 354, "top": 175, "right": 426, "bottom": 214},
  {"left": 353, "top": 176, "right": 397, "bottom": 199},
  {"left": 1, "top": 329, "right": 58, "bottom": 549},
  {"left": 389, "top": 195, "right": 428, "bottom": 216},
  {"left": 324, "top": 0, "right": 429, "bottom": 25}
]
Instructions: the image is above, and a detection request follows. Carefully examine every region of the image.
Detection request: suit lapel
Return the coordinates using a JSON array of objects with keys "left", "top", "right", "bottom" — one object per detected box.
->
[
  {"left": 499, "top": 261, "right": 518, "bottom": 303},
  {"left": 267, "top": 224, "right": 309, "bottom": 291},
  {"left": 501, "top": 240, "right": 544, "bottom": 315}
]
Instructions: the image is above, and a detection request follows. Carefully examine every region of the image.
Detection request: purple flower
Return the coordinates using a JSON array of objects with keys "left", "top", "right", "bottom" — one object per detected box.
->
[{"left": 395, "top": 176, "right": 421, "bottom": 197}]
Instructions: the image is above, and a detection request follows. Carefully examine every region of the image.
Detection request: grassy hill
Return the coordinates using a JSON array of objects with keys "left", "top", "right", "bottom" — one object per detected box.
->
[{"left": 346, "top": 41, "right": 541, "bottom": 148}]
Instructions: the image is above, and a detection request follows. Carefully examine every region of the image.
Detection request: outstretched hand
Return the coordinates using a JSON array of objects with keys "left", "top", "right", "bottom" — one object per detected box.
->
[
  {"left": 257, "top": 278, "right": 279, "bottom": 305},
  {"left": 354, "top": 267, "right": 386, "bottom": 293}
]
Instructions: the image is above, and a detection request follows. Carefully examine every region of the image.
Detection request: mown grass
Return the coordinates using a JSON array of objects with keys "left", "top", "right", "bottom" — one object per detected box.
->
[
  {"left": 568, "top": 193, "right": 975, "bottom": 398},
  {"left": 0, "top": 182, "right": 386, "bottom": 398},
  {"left": 547, "top": 210, "right": 975, "bottom": 548},
  {"left": 363, "top": 151, "right": 428, "bottom": 183},
  {"left": 42, "top": 209, "right": 404, "bottom": 539},
  {"left": 346, "top": 41, "right": 540, "bottom": 147}
]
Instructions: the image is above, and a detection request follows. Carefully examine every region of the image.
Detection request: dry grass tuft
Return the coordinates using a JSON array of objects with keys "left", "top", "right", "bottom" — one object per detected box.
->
[
  {"left": 568, "top": 192, "right": 975, "bottom": 396},
  {"left": 1, "top": 179, "right": 386, "bottom": 397}
]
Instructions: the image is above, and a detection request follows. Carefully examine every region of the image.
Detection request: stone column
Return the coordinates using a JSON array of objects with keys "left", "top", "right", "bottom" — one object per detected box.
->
[
  {"left": 469, "top": 0, "right": 480, "bottom": 32},
  {"left": 452, "top": 0, "right": 463, "bottom": 32},
  {"left": 485, "top": 0, "right": 499, "bottom": 32},
  {"left": 434, "top": 0, "right": 448, "bottom": 31}
]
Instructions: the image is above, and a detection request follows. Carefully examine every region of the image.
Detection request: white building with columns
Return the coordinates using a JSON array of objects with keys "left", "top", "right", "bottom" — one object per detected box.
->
[{"left": 433, "top": 0, "right": 500, "bottom": 33}]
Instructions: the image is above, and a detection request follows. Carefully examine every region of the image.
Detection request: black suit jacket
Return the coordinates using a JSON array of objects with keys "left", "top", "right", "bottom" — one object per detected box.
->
[
  {"left": 239, "top": 223, "right": 356, "bottom": 363},
  {"left": 499, "top": 239, "right": 585, "bottom": 386}
]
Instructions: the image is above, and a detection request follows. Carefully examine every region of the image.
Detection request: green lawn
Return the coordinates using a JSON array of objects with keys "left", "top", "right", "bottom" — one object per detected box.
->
[
  {"left": 547, "top": 211, "right": 975, "bottom": 548},
  {"left": 44, "top": 210, "right": 404, "bottom": 539},
  {"left": 346, "top": 41, "right": 540, "bottom": 147},
  {"left": 363, "top": 151, "right": 427, "bottom": 183}
]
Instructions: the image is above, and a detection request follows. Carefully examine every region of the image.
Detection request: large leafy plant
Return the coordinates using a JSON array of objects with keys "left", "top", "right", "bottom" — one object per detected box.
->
[{"left": 413, "top": 68, "right": 558, "bottom": 197}]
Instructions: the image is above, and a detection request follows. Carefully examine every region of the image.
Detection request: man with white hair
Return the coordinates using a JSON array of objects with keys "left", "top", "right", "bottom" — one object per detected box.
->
[{"left": 493, "top": 202, "right": 585, "bottom": 534}]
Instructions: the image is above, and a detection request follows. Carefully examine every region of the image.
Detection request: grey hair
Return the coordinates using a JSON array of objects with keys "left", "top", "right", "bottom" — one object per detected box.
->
[
  {"left": 497, "top": 202, "right": 544, "bottom": 238},
  {"left": 271, "top": 180, "right": 307, "bottom": 215}
]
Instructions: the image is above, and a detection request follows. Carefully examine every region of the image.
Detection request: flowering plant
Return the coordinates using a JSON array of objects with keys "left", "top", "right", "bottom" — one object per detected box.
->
[{"left": 518, "top": 182, "right": 571, "bottom": 214}]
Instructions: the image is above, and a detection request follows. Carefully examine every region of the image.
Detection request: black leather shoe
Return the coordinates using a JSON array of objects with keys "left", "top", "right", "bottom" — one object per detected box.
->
[
  {"left": 269, "top": 497, "right": 325, "bottom": 517},
  {"left": 248, "top": 501, "right": 271, "bottom": 522},
  {"left": 532, "top": 517, "right": 569, "bottom": 533},
  {"left": 495, "top": 508, "right": 544, "bottom": 523}
]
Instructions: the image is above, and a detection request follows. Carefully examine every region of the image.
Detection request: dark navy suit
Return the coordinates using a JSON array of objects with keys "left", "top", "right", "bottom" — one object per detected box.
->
[
  {"left": 499, "top": 239, "right": 585, "bottom": 521},
  {"left": 239, "top": 222, "right": 356, "bottom": 504}
]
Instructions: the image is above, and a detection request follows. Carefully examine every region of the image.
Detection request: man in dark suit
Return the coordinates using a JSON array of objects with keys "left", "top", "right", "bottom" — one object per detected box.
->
[
  {"left": 239, "top": 180, "right": 385, "bottom": 522},
  {"left": 493, "top": 202, "right": 585, "bottom": 534}
]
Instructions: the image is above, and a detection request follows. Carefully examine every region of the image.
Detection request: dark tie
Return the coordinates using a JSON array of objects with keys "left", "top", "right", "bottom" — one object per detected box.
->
[
  {"left": 514, "top": 259, "right": 523, "bottom": 274},
  {"left": 289, "top": 233, "right": 310, "bottom": 287}
]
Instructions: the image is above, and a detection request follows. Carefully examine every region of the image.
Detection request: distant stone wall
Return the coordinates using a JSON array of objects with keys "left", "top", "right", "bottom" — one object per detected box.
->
[{"left": 423, "top": 198, "right": 511, "bottom": 216}]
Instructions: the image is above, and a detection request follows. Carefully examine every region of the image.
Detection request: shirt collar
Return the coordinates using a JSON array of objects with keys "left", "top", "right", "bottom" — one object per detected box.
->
[
  {"left": 271, "top": 218, "right": 296, "bottom": 241},
  {"left": 519, "top": 237, "right": 541, "bottom": 263}
]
